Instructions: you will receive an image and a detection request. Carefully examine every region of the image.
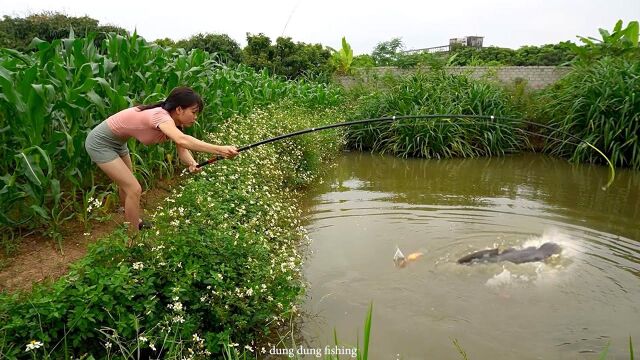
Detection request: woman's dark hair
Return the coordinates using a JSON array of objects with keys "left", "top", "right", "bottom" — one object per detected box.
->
[{"left": 137, "top": 86, "right": 204, "bottom": 113}]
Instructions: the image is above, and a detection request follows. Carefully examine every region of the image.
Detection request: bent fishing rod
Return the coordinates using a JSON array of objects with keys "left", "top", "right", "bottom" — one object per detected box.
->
[{"left": 196, "top": 114, "right": 616, "bottom": 190}]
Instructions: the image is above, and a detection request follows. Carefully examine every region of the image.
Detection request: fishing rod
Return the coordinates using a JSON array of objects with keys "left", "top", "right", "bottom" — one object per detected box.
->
[{"left": 196, "top": 114, "right": 616, "bottom": 190}]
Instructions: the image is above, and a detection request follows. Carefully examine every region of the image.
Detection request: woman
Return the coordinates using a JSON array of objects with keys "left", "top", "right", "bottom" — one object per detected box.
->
[{"left": 85, "top": 86, "right": 238, "bottom": 232}]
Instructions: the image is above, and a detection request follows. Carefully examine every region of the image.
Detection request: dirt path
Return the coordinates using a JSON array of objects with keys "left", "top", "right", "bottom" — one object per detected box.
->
[{"left": 0, "top": 183, "right": 173, "bottom": 293}]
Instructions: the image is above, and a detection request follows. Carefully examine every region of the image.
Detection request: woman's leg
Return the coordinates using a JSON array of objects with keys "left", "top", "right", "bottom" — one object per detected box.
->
[
  {"left": 118, "top": 154, "right": 134, "bottom": 210},
  {"left": 97, "top": 157, "right": 142, "bottom": 232}
]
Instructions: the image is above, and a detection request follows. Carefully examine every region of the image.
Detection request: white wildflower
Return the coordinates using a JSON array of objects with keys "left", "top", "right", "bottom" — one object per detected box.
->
[{"left": 25, "top": 340, "right": 43, "bottom": 351}]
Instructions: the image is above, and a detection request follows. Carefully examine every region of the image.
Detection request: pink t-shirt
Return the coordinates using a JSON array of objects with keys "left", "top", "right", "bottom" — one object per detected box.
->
[{"left": 106, "top": 107, "right": 173, "bottom": 145}]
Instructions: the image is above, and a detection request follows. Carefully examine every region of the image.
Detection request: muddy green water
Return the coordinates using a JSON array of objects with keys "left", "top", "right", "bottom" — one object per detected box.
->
[{"left": 300, "top": 152, "right": 640, "bottom": 360}]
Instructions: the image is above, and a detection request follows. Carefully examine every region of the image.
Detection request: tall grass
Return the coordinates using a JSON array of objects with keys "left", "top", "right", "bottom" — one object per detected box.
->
[
  {"left": 0, "top": 32, "right": 343, "bottom": 240},
  {"left": 345, "top": 70, "right": 528, "bottom": 159},
  {"left": 536, "top": 56, "right": 640, "bottom": 170}
]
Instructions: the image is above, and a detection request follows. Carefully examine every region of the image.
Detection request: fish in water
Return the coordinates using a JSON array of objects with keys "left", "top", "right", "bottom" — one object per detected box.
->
[
  {"left": 457, "top": 242, "right": 562, "bottom": 265},
  {"left": 394, "top": 247, "right": 424, "bottom": 268}
]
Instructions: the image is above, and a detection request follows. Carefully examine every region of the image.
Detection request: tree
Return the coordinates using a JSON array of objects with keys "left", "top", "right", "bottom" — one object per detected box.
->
[
  {"left": 352, "top": 54, "right": 375, "bottom": 68},
  {"left": 371, "top": 38, "right": 404, "bottom": 66},
  {"left": 153, "top": 37, "right": 177, "bottom": 47},
  {"left": 514, "top": 43, "right": 575, "bottom": 66},
  {"left": 0, "top": 12, "right": 127, "bottom": 50},
  {"left": 242, "top": 33, "right": 333, "bottom": 79},
  {"left": 176, "top": 33, "right": 242, "bottom": 64},
  {"left": 242, "top": 33, "right": 275, "bottom": 71}
]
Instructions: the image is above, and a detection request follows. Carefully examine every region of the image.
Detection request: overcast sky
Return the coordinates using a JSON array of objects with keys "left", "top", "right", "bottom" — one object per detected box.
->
[{"left": 2, "top": 0, "right": 639, "bottom": 54}]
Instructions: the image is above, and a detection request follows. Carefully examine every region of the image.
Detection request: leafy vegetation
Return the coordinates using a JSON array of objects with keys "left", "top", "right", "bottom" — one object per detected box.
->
[
  {"left": 571, "top": 20, "right": 640, "bottom": 62},
  {"left": 448, "top": 43, "right": 576, "bottom": 66},
  {"left": 0, "top": 12, "right": 128, "bottom": 50},
  {"left": 371, "top": 37, "right": 404, "bottom": 66},
  {"left": 175, "top": 33, "right": 243, "bottom": 65},
  {"left": 0, "top": 103, "right": 346, "bottom": 359},
  {"left": 0, "top": 31, "right": 343, "bottom": 239},
  {"left": 328, "top": 37, "right": 354, "bottom": 75},
  {"left": 345, "top": 70, "right": 528, "bottom": 159},
  {"left": 0, "top": 16, "right": 637, "bottom": 360},
  {"left": 362, "top": 37, "right": 577, "bottom": 67},
  {"left": 242, "top": 33, "right": 335, "bottom": 80},
  {"left": 535, "top": 20, "right": 639, "bottom": 169}
]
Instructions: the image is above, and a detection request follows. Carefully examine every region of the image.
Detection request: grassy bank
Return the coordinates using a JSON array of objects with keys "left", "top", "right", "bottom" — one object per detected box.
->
[{"left": 0, "top": 103, "right": 345, "bottom": 358}]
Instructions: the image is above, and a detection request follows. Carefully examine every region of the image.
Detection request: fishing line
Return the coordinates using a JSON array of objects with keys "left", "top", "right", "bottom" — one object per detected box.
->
[
  {"left": 390, "top": 118, "right": 584, "bottom": 147},
  {"left": 196, "top": 114, "right": 615, "bottom": 189}
]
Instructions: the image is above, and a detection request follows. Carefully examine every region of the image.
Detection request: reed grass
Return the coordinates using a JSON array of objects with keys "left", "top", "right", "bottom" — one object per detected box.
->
[
  {"left": 345, "top": 70, "right": 528, "bottom": 159},
  {"left": 536, "top": 56, "right": 640, "bottom": 170}
]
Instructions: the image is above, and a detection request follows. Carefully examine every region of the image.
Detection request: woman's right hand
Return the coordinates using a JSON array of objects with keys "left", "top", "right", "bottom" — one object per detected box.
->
[{"left": 216, "top": 145, "right": 239, "bottom": 159}]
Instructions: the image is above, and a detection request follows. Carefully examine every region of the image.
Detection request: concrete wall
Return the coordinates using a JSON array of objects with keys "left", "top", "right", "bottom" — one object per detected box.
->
[{"left": 336, "top": 66, "right": 571, "bottom": 90}]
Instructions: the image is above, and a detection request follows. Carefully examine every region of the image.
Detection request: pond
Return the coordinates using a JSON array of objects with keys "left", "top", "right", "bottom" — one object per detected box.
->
[{"left": 300, "top": 152, "right": 640, "bottom": 359}]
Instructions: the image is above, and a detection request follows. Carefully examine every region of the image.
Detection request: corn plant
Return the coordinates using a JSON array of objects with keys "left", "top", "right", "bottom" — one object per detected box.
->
[{"left": 0, "top": 31, "right": 343, "bottom": 241}]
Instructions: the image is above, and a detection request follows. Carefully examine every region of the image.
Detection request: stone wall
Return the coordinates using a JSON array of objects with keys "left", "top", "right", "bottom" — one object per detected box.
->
[{"left": 336, "top": 66, "right": 571, "bottom": 90}]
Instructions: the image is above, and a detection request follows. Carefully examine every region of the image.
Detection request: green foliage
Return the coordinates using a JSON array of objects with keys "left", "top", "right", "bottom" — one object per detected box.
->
[
  {"left": 242, "top": 33, "right": 273, "bottom": 71},
  {"left": 152, "top": 37, "right": 177, "bottom": 48},
  {"left": 366, "top": 41, "right": 575, "bottom": 67},
  {"left": 397, "top": 52, "right": 451, "bottom": 69},
  {"left": 0, "top": 32, "right": 343, "bottom": 237},
  {"left": 371, "top": 37, "right": 404, "bottom": 66},
  {"left": 449, "top": 46, "right": 515, "bottom": 66},
  {"left": 571, "top": 20, "right": 640, "bottom": 63},
  {"left": 0, "top": 12, "right": 128, "bottom": 50},
  {"left": 176, "top": 33, "right": 242, "bottom": 65},
  {"left": 513, "top": 42, "right": 576, "bottom": 65},
  {"left": 448, "top": 44, "right": 575, "bottom": 66},
  {"left": 328, "top": 37, "right": 354, "bottom": 75},
  {"left": 368, "top": 38, "right": 570, "bottom": 68},
  {"left": 352, "top": 54, "right": 375, "bottom": 68},
  {"left": 346, "top": 70, "right": 527, "bottom": 159},
  {"left": 536, "top": 56, "right": 640, "bottom": 169},
  {"left": 0, "top": 104, "right": 346, "bottom": 359},
  {"left": 242, "top": 33, "right": 334, "bottom": 80}
]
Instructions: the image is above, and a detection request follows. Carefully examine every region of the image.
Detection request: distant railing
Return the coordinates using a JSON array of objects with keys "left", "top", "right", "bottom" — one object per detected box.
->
[
  {"left": 403, "top": 45, "right": 451, "bottom": 54},
  {"left": 403, "top": 45, "right": 486, "bottom": 54}
]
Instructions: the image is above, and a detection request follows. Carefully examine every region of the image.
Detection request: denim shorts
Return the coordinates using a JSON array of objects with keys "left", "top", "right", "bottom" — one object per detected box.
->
[{"left": 85, "top": 120, "right": 129, "bottom": 164}]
